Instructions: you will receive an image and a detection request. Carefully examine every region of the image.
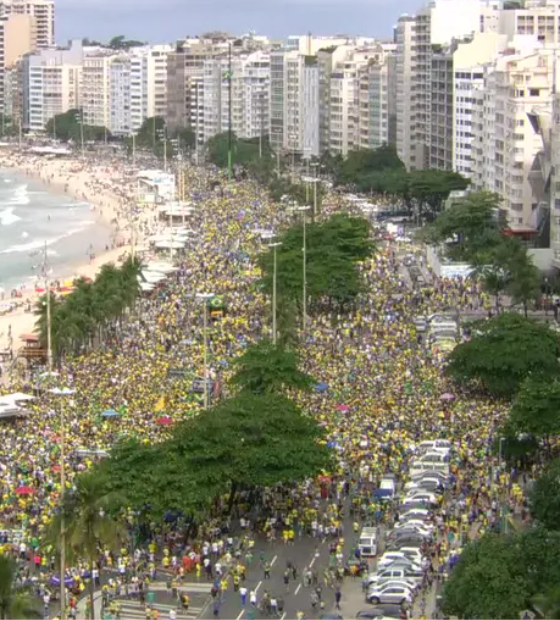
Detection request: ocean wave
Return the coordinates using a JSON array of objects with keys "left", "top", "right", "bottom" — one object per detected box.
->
[
  {"left": 0, "top": 220, "right": 95, "bottom": 255},
  {"left": 0, "top": 207, "right": 21, "bottom": 226},
  {"left": 7, "top": 184, "right": 30, "bottom": 206}
]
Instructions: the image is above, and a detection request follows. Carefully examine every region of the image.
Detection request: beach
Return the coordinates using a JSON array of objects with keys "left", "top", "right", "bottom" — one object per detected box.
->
[{"left": 0, "top": 151, "right": 147, "bottom": 354}]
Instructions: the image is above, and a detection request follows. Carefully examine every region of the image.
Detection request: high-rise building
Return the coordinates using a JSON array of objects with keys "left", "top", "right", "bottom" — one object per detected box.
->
[
  {"left": 472, "top": 44, "right": 557, "bottom": 228},
  {"left": 108, "top": 55, "right": 131, "bottom": 136},
  {"left": 21, "top": 39, "right": 82, "bottom": 134},
  {"left": 129, "top": 44, "right": 172, "bottom": 133},
  {"left": 0, "top": 0, "right": 53, "bottom": 48},
  {"left": 396, "top": 0, "right": 501, "bottom": 170},
  {"left": 82, "top": 51, "right": 113, "bottom": 130}
]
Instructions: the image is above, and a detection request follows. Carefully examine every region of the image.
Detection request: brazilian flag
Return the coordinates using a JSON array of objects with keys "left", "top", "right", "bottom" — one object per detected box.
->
[{"left": 208, "top": 295, "right": 227, "bottom": 311}]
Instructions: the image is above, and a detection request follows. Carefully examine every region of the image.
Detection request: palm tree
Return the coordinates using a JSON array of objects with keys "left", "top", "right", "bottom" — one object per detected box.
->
[
  {"left": 0, "top": 555, "right": 41, "bottom": 619},
  {"left": 45, "top": 473, "right": 125, "bottom": 620}
]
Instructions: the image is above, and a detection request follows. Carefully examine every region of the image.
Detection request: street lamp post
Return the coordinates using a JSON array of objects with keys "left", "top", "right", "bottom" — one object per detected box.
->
[
  {"left": 269, "top": 242, "right": 282, "bottom": 344},
  {"left": 49, "top": 387, "right": 76, "bottom": 620},
  {"left": 196, "top": 293, "right": 214, "bottom": 409},
  {"left": 291, "top": 206, "right": 311, "bottom": 333}
]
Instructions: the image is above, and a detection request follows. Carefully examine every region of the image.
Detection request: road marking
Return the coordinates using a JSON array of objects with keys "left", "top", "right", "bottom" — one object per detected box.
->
[
  {"left": 295, "top": 583, "right": 301, "bottom": 595},
  {"left": 281, "top": 613, "right": 286, "bottom": 620},
  {"left": 271, "top": 554, "right": 277, "bottom": 566},
  {"left": 309, "top": 556, "right": 316, "bottom": 568},
  {"left": 255, "top": 580, "right": 262, "bottom": 594},
  {"left": 236, "top": 610, "right": 245, "bottom": 620}
]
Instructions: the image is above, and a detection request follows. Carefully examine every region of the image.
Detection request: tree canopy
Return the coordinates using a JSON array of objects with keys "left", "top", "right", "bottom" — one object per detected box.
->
[
  {"left": 35, "top": 257, "right": 142, "bottom": 360},
  {"left": 423, "top": 191, "right": 503, "bottom": 262},
  {"left": 529, "top": 458, "right": 560, "bottom": 530},
  {"left": 508, "top": 377, "right": 560, "bottom": 438},
  {"left": 445, "top": 313, "right": 560, "bottom": 397},
  {"left": 96, "top": 392, "right": 332, "bottom": 520},
  {"left": 257, "top": 213, "right": 375, "bottom": 326},
  {"left": 334, "top": 146, "right": 404, "bottom": 186},
  {"left": 45, "top": 109, "right": 109, "bottom": 143},
  {"left": 230, "top": 339, "right": 314, "bottom": 394},
  {"left": 0, "top": 555, "right": 40, "bottom": 619},
  {"left": 442, "top": 529, "right": 560, "bottom": 619}
]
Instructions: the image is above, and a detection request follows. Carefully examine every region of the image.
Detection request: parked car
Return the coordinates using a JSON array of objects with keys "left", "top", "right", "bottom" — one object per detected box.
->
[
  {"left": 356, "top": 604, "right": 407, "bottom": 619},
  {"left": 378, "top": 552, "right": 422, "bottom": 570},
  {"left": 366, "top": 582, "right": 413, "bottom": 605}
]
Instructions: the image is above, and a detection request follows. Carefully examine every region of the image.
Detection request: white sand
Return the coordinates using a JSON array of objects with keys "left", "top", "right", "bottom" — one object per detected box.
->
[{"left": 0, "top": 152, "right": 157, "bottom": 354}]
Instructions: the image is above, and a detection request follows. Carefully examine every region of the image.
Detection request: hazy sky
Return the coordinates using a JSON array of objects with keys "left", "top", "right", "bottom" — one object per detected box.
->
[{"left": 55, "top": 0, "right": 422, "bottom": 43}]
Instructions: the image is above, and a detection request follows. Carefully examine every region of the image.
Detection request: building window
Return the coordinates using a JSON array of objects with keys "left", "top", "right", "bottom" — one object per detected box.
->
[{"left": 530, "top": 88, "right": 540, "bottom": 97}]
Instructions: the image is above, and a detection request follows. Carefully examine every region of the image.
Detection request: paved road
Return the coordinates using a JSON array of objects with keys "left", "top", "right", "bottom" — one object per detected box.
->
[{"left": 200, "top": 530, "right": 359, "bottom": 620}]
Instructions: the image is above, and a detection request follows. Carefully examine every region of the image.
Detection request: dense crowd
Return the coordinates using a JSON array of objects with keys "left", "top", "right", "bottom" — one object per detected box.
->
[{"left": 0, "top": 163, "right": 530, "bottom": 618}]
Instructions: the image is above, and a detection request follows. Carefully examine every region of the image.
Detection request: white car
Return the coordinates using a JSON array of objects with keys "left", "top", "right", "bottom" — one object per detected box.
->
[
  {"left": 366, "top": 568, "right": 420, "bottom": 588},
  {"left": 366, "top": 582, "right": 414, "bottom": 605},
  {"left": 402, "top": 492, "right": 438, "bottom": 507},
  {"left": 378, "top": 551, "right": 421, "bottom": 569},
  {"left": 404, "top": 477, "right": 443, "bottom": 492},
  {"left": 395, "top": 520, "right": 434, "bottom": 536},
  {"left": 399, "top": 547, "right": 425, "bottom": 565},
  {"left": 399, "top": 508, "right": 431, "bottom": 521}
]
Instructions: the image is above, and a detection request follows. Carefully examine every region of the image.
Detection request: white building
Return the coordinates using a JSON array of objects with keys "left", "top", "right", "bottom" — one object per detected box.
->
[
  {"left": 396, "top": 0, "right": 501, "bottom": 170},
  {"left": 472, "top": 42, "right": 557, "bottom": 228},
  {"left": 129, "top": 45, "right": 172, "bottom": 133},
  {"left": 109, "top": 55, "right": 131, "bottom": 136},
  {"left": 82, "top": 51, "right": 114, "bottom": 130},
  {"left": 22, "top": 40, "right": 83, "bottom": 134},
  {"left": 452, "top": 32, "right": 509, "bottom": 177}
]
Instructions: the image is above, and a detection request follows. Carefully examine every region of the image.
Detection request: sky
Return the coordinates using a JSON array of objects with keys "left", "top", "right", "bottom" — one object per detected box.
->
[{"left": 55, "top": 0, "right": 422, "bottom": 44}]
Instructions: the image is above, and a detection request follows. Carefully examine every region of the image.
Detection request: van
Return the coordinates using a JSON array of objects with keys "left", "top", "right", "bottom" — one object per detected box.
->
[
  {"left": 374, "top": 477, "right": 397, "bottom": 502},
  {"left": 358, "top": 527, "right": 378, "bottom": 557}
]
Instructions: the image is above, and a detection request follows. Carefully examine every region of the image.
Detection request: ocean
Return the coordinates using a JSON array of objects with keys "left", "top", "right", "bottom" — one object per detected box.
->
[{"left": 0, "top": 168, "right": 112, "bottom": 293}]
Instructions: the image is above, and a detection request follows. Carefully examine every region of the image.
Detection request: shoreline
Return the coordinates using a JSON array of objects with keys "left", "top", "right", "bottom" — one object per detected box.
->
[{"left": 0, "top": 153, "right": 147, "bottom": 354}]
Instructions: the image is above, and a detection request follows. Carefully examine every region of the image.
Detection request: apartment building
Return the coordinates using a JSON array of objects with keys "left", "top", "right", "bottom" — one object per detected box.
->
[
  {"left": 396, "top": 0, "right": 502, "bottom": 170},
  {"left": 129, "top": 45, "right": 172, "bottom": 133},
  {"left": 0, "top": 0, "right": 53, "bottom": 48},
  {"left": 499, "top": 0, "right": 560, "bottom": 44},
  {"left": 82, "top": 51, "right": 113, "bottom": 130},
  {"left": 109, "top": 55, "right": 131, "bottom": 136},
  {"left": 21, "top": 39, "right": 82, "bottom": 133},
  {"left": 472, "top": 45, "right": 556, "bottom": 228}
]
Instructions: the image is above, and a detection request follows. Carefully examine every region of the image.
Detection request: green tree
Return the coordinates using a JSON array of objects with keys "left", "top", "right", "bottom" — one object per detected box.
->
[
  {"left": 506, "top": 250, "right": 541, "bottom": 316},
  {"left": 529, "top": 458, "right": 560, "bottom": 530},
  {"left": 45, "top": 474, "right": 125, "bottom": 619},
  {"left": 0, "top": 555, "right": 40, "bottom": 619},
  {"left": 97, "top": 392, "right": 332, "bottom": 518},
  {"left": 442, "top": 529, "right": 560, "bottom": 619},
  {"left": 446, "top": 313, "right": 560, "bottom": 397},
  {"left": 408, "top": 169, "right": 470, "bottom": 221},
  {"left": 423, "top": 191, "right": 503, "bottom": 262},
  {"left": 108, "top": 35, "right": 144, "bottom": 49},
  {"left": 230, "top": 339, "right": 314, "bottom": 394},
  {"left": 35, "top": 257, "right": 142, "bottom": 360},
  {"left": 45, "top": 109, "right": 109, "bottom": 143},
  {"left": 335, "top": 146, "right": 404, "bottom": 187},
  {"left": 508, "top": 377, "right": 560, "bottom": 438},
  {"left": 258, "top": 213, "right": 374, "bottom": 314}
]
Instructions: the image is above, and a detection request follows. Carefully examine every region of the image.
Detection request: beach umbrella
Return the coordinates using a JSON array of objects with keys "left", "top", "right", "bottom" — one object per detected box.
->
[
  {"left": 15, "top": 486, "right": 34, "bottom": 495},
  {"left": 101, "top": 409, "right": 120, "bottom": 419},
  {"left": 337, "top": 404, "right": 350, "bottom": 412},
  {"left": 315, "top": 382, "right": 328, "bottom": 393},
  {"left": 156, "top": 416, "right": 173, "bottom": 425},
  {"left": 440, "top": 393, "right": 456, "bottom": 401}
]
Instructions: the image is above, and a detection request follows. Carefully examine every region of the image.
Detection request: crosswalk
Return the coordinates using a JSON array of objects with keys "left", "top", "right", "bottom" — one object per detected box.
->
[{"left": 110, "top": 599, "right": 203, "bottom": 620}]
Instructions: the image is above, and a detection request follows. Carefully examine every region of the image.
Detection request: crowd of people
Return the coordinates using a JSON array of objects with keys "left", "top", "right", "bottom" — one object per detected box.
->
[{"left": 0, "top": 157, "right": 532, "bottom": 618}]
